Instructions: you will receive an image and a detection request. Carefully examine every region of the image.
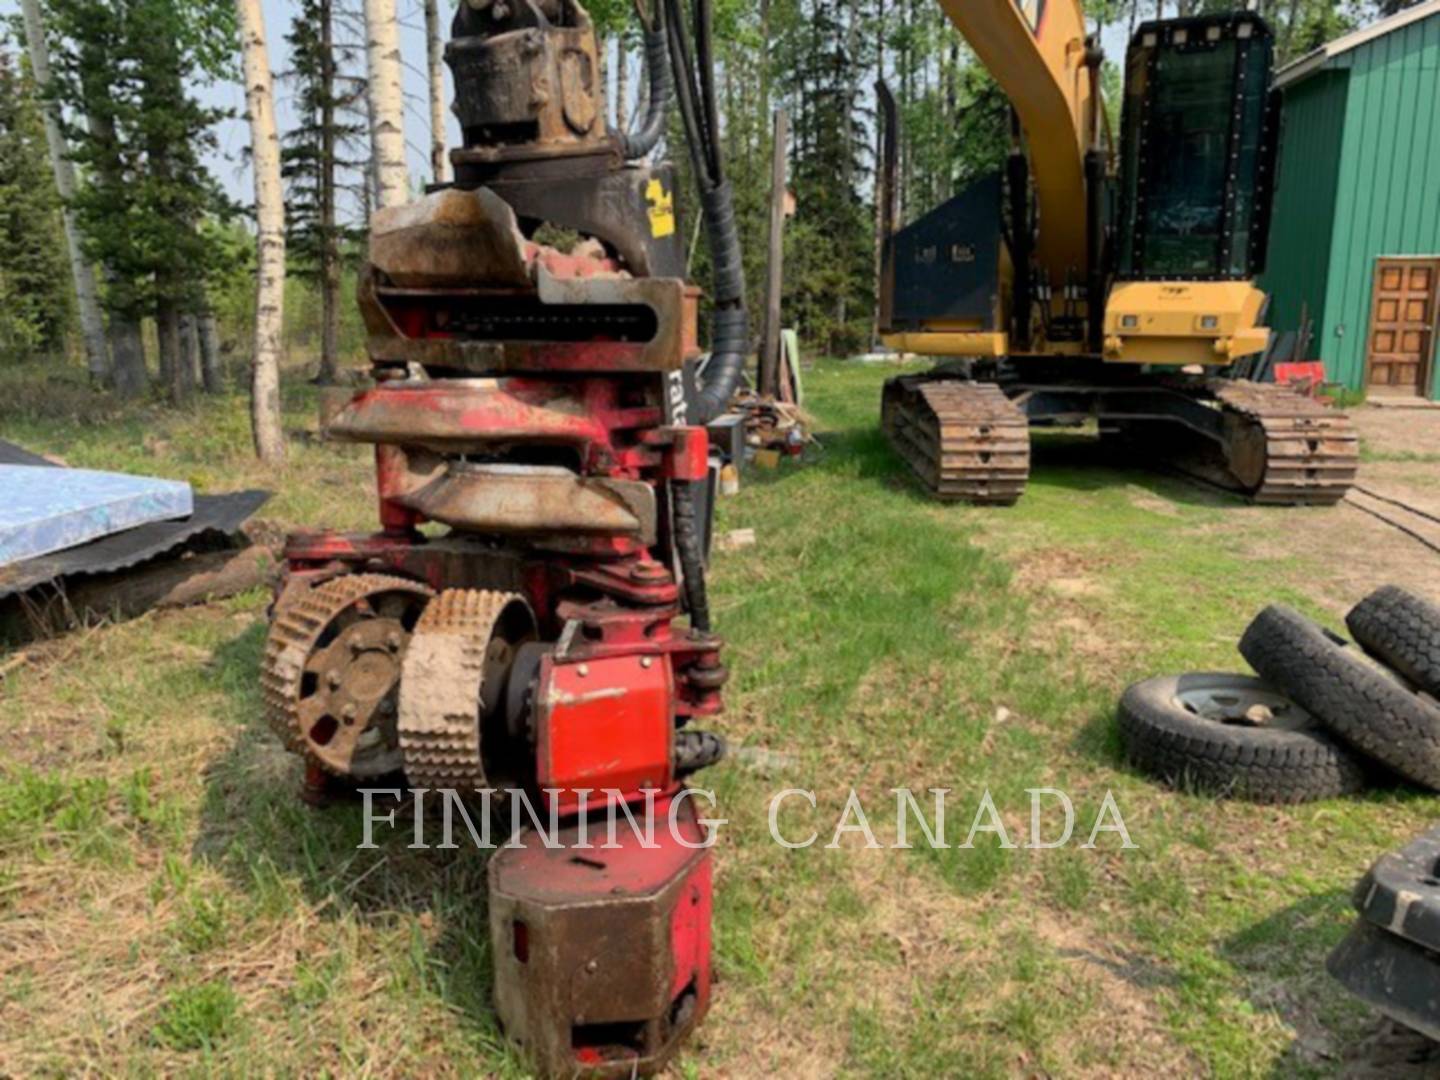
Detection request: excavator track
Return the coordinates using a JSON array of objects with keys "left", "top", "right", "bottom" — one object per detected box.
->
[
  {"left": 261, "top": 573, "right": 434, "bottom": 778},
  {"left": 882, "top": 376, "right": 1031, "bottom": 505},
  {"left": 398, "top": 589, "right": 536, "bottom": 793},
  {"left": 1210, "top": 380, "right": 1359, "bottom": 506}
]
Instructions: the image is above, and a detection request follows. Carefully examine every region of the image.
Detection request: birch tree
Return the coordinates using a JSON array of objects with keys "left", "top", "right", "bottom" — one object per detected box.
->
[
  {"left": 237, "top": 0, "right": 287, "bottom": 462},
  {"left": 363, "top": 0, "right": 410, "bottom": 209},
  {"left": 18, "top": 0, "right": 109, "bottom": 384},
  {"left": 424, "top": 0, "right": 450, "bottom": 183}
]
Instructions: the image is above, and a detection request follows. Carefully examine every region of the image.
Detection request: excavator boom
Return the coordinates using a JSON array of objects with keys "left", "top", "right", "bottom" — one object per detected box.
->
[{"left": 936, "top": 0, "right": 1092, "bottom": 285}]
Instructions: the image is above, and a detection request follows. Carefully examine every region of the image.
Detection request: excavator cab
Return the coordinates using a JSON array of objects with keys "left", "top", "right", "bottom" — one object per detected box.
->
[{"left": 1117, "top": 13, "right": 1278, "bottom": 282}]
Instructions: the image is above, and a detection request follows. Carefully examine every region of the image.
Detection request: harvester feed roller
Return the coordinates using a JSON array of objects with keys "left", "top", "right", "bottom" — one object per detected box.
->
[
  {"left": 261, "top": 574, "right": 433, "bottom": 778},
  {"left": 398, "top": 589, "right": 538, "bottom": 793}
]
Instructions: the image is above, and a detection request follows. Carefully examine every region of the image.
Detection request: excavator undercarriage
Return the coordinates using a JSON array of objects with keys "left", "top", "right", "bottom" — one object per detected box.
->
[{"left": 882, "top": 372, "right": 1359, "bottom": 507}]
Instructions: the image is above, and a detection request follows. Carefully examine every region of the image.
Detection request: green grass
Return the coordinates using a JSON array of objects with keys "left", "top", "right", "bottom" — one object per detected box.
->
[{"left": 0, "top": 357, "right": 1433, "bottom": 1075}]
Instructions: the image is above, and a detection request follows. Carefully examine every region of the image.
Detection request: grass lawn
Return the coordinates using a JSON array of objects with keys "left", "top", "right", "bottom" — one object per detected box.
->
[{"left": 0, "top": 358, "right": 1435, "bottom": 1077}]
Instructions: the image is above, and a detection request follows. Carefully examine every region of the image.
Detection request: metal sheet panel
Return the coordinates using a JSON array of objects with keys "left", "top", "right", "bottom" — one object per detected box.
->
[{"left": 0, "top": 490, "right": 271, "bottom": 599}]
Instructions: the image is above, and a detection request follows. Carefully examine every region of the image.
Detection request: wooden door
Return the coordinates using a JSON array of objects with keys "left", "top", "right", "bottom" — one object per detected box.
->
[{"left": 1366, "top": 258, "right": 1439, "bottom": 396}]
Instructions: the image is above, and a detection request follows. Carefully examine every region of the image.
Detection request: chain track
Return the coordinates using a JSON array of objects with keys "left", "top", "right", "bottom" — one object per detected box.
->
[
  {"left": 261, "top": 573, "right": 434, "bottom": 777},
  {"left": 882, "top": 376, "right": 1031, "bottom": 505},
  {"left": 1211, "top": 380, "right": 1359, "bottom": 506},
  {"left": 398, "top": 589, "right": 534, "bottom": 793}
]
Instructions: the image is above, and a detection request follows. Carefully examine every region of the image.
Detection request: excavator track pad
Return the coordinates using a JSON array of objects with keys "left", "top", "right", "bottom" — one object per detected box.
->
[
  {"left": 881, "top": 377, "right": 1031, "bottom": 505},
  {"left": 1210, "top": 380, "right": 1359, "bottom": 506}
]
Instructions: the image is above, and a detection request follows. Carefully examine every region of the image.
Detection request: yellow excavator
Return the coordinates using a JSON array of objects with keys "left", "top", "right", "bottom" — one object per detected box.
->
[{"left": 879, "top": 1, "right": 1359, "bottom": 505}]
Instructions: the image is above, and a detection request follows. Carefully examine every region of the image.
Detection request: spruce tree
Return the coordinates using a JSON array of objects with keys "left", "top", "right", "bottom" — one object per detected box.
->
[
  {"left": 0, "top": 49, "right": 73, "bottom": 357},
  {"left": 282, "top": 0, "right": 366, "bottom": 384}
]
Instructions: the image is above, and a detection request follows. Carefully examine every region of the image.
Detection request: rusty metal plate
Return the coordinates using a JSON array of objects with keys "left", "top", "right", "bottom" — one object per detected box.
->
[{"left": 369, "top": 187, "right": 530, "bottom": 290}]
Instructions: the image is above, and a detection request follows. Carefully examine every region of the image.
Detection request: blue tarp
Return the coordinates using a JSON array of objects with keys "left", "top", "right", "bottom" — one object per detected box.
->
[{"left": 0, "top": 465, "right": 194, "bottom": 568}]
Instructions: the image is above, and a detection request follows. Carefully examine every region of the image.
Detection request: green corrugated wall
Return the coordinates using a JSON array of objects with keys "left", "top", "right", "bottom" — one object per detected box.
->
[
  {"left": 1263, "top": 72, "right": 1348, "bottom": 343},
  {"left": 1264, "top": 10, "right": 1440, "bottom": 396}
]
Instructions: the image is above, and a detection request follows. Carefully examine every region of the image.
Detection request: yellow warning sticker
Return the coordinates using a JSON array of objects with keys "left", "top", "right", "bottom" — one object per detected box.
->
[{"left": 646, "top": 179, "right": 676, "bottom": 239}]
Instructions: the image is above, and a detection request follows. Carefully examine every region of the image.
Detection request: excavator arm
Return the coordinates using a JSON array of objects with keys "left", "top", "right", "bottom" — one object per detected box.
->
[{"left": 935, "top": 0, "right": 1093, "bottom": 286}]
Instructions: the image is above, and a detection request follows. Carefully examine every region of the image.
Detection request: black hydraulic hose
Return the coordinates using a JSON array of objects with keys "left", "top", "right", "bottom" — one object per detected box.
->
[
  {"left": 659, "top": 0, "right": 745, "bottom": 632},
  {"left": 662, "top": 0, "right": 747, "bottom": 425},
  {"left": 671, "top": 479, "right": 712, "bottom": 632},
  {"left": 620, "top": 15, "right": 672, "bottom": 160}
]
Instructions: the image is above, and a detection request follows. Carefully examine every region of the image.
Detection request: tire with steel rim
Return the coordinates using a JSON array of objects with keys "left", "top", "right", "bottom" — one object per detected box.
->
[
  {"left": 1240, "top": 604, "right": 1440, "bottom": 791},
  {"left": 1117, "top": 672, "right": 1368, "bottom": 803},
  {"left": 1346, "top": 585, "right": 1440, "bottom": 699}
]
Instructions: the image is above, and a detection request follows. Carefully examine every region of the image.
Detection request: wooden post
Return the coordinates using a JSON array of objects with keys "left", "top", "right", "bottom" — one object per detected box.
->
[{"left": 761, "top": 108, "right": 788, "bottom": 399}]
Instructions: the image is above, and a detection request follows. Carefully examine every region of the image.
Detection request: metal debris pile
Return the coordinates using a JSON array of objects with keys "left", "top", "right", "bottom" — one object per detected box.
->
[{"left": 730, "top": 389, "right": 814, "bottom": 459}]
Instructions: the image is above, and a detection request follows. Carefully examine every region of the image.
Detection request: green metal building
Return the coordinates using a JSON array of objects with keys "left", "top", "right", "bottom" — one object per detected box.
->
[{"left": 1264, "top": 0, "right": 1440, "bottom": 399}]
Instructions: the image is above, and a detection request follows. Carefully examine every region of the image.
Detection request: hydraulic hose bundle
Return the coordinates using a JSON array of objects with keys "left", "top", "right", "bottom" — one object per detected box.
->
[
  {"left": 620, "top": 0, "right": 672, "bottom": 160},
  {"left": 662, "top": 0, "right": 747, "bottom": 426},
  {"left": 654, "top": 0, "right": 748, "bottom": 633}
]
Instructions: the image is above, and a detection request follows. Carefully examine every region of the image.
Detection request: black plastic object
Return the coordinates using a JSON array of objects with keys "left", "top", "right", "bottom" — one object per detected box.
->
[
  {"left": 1328, "top": 921, "right": 1440, "bottom": 1043},
  {"left": 0, "top": 489, "right": 271, "bottom": 600},
  {"left": 1330, "top": 826, "right": 1440, "bottom": 1044},
  {"left": 1350, "top": 823, "right": 1440, "bottom": 954},
  {"left": 674, "top": 729, "right": 726, "bottom": 776}
]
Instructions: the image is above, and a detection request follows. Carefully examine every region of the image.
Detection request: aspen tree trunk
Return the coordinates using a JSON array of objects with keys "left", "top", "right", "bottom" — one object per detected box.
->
[
  {"left": 364, "top": 0, "right": 411, "bottom": 210},
  {"left": 872, "top": 0, "right": 885, "bottom": 347},
  {"left": 615, "top": 36, "right": 629, "bottom": 133},
  {"left": 318, "top": 0, "right": 340, "bottom": 383},
  {"left": 19, "top": 0, "right": 110, "bottom": 385},
  {"left": 179, "top": 314, "right": 201, "bottom": 391},
  {"left": 237, "top": 0, "right": 286, "bottom": 462},
  {"left": 424, "top": 0, "right": 450, "bottom": 183}
]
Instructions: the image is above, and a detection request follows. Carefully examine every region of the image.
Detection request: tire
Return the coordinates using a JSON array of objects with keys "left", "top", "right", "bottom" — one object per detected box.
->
[
  {"left": 1117, "top": 672, "right": 1368, "bottom": 803},
  {"left": 1239, "top": 604, "right": 1440, "bottom": 791},
  {"left": 1347, "top": 585, "right": 1440, "bottom": 699}
]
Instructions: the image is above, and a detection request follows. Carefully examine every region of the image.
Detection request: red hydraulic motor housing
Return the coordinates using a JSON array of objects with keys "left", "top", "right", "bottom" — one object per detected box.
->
[{"left": 259, "top": 1, "right": 747, "bottom": 1075}]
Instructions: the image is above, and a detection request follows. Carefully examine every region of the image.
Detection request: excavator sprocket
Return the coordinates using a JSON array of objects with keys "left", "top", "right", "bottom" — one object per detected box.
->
[
  {"left": 262, "top": 573, "right": 434, "bottom": 779},
  {"left": 882, "top": 376, "right": 1031, "bottom": 505},
  {"left": 1211, "top": 380, "right": 1359, "bottom": 506},
  {"left": 398, "top": 589, "right": 537, "bottom": 793}
]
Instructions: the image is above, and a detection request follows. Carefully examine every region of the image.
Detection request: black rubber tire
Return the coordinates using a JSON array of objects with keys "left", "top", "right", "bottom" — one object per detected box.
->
[
  {"left": 1346, "top": 585, "right": 1440, "bottom": 699},
  {"left": 1117, "top": 672, "right": 1368, "bottom": 803},
  {"left": 1240, "top": 604, "right": 1440, "bottom": 791}
]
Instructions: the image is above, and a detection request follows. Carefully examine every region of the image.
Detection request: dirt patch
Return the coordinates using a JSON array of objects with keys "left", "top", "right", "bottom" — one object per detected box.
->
[
  {"left": 1353, "top": 405, "right": 1440, "bottom": 459},
  {"left": 1030, "top": 910, "right": 1197, "bottom": 1076},
  {"left": 1225, "top": 456, "right": 1440, "bottom": 617},
  {"left": 1127, "top": 487, "right": 1184, "bottom": 517},
  {"left": 1003, "top": 546, "right": 1143, "bottom": 670}
]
